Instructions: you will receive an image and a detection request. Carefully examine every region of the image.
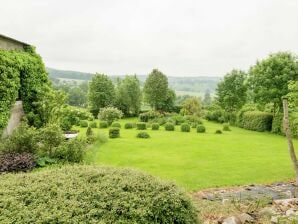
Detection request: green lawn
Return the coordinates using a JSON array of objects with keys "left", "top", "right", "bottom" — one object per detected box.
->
[{"left": 81, "top": 119, "right": 298, "bottom": 191}]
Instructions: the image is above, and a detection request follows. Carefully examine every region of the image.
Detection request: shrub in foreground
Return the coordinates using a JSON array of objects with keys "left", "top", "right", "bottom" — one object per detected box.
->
[
  {"left": 165, "top": 122, "right": 175, "bottom": 131},
  {"left": 53, "top": 139, "right": 86, "bottom": 163},
  {"left": 196, "top": 125, "right": 206, "bottom": 133},
  {"left": 151, "top": 123, "right": 160, "bottom": 130},
  {"left": 111, "top": 122, "right": 121, "bottom": 128},
  {"left": 99, "top": 121, "right": 108, "bottom": 128},
  {"left": 0, "top": 166, "right": 199, "bottom": 223},
  {"left": 109, "top": 127, "right": 120, "bottom": 138},
  {"left": 136, "top": 122, "right": 147, "bottom": 130},
  {"left": 181, "top": 123, "right": 190, "bottom": 132},
  {"left": 223, "top": 123, "right": 231, "bottom": 131},
  {"left": 136, "top": 132, "right": 150, "bottom": 139},
  {"left": 124, "top": 123, "right": 133, "bottom": 129},
  {"left": 80, "top": 120, "right": 89, "bottom": 127},
  {"left": 0, "top": 152, "right": 36, "bottom": 173}
]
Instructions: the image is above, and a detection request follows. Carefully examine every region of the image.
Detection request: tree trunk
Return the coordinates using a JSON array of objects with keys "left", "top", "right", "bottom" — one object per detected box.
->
[{"left": 283, "top": 98, "right": 298, "bottom": 197}]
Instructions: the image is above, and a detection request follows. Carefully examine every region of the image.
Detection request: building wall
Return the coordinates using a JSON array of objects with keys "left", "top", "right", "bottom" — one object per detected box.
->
[{"left": 0, "top": 35, "right": 25, "bottom": 50}]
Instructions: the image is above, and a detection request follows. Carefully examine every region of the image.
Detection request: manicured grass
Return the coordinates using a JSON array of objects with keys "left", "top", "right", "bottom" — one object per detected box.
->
[{"left": 81, "top": 119, "right": 298, "bottom": 191}]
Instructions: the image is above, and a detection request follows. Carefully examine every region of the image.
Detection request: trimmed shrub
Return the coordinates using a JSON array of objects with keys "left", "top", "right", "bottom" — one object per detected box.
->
[
  {"left": 89, "top": 121, "right": 97, "bottom": 128},
  {"left": 98, "top": 107, "right": 123, "bottom": 125},
  {"left": 99, "top": 121, "right": 108, "bottom": 128},
  {"left": 181, "top": 123, "right": 190, "bottom": 132},
  {"left": 60, "top": 117, "right": 72, "bottom": 131},
  {"left": 151, "top": 123, "right": 160, "bottom": 130},
  {"left": 124, "top": 123, "right": 134, "bottom": 129},
  {"left": 139, "top": 111, "right": 160, "bottom": 122},
  {"left": 165, "top": 122, "right": 175, "bottom": 131},
  {"left": 0, "top": 166, "right": 199, "bottom": 223},
  {"left": 241, "top": 111, "right": 273, "bottom": 132},
  {"left": 111, "top": 122, "right": 121, "bottom": 128},
  {"left": 136, "top": 132, "right": 150, "bottom": 139},
  {"left": 80, "top": 120, "right": 89, "bottom": 127},
  {"left": 215, "top": 129, "right": 222, "bottom": 134},
  {"left": 86, "top": 127, "right": 96, "bottom": 144},
  {"left": 53, "top": 139, "right": 86, "bottom": 163},
  {"left": 0, "top": 152, "right": 36, "bottom": 173},
  {"left": 223, "top": 123, "right": 231, "bottom": 131},
  {"left": 109, "top": 127, "right": 120, "bottom": 138},
  {"left": 171, "top": 114, "right": 185, "bottom": 125},
  {"left": 196, "top": 125, "right": 206, "bottom": 133},
  {"left": 136, "top": 122, "right": 147, "bottom": 130}
]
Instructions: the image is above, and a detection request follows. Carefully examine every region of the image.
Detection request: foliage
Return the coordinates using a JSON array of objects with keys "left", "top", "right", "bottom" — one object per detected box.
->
[
  {"left": 205, "top": 103, "right": 224, "bottom": 123},
  {"left": 88, "top": 74, "right": 115, "bottom": 116},
  {"left": 0, "top": 166, "right": 199, "bottom": 224},
  {"left": 165, "top": 122, "right": 175, "bottom": 131},
  {"left": 181, "top": 123, "right": 191, "bottom": 132},
  {"left": 159, "top": 88, "right": 177, "bottom": 112},
  {"left": 115, "top": 75, "right": 142, "bottom": 116},
  {"left": 86, "top": 127, "right": 96, "bottom": 144},
  {"left": 151, "top": 123, "right": 160, "bottom": 130},
  {"left": 98, "top": 106, "right": 123, "bottom": 125},
  {"left": 223, "top": 123, "right": 231, "bottom": 131},
  {"left": 99, "top": 121, "right": 108, "bottom": 128},
  {"left": 53, "top": 139, "right": 86, "bottom": 163},
  {"left": 89, "top": 121, "right": 97, "bottom": 128},
  {"left": 203, "top": 89, "right": 212, "bottom": 106},
  {"left": 171, "top": 114, "right": 186, "bottom": 125},
  {"left": 143, "top": 69, "right": 169, "bottom": 110},
  {"left": 215, "top": 130, "right": 223, "bottom": 134},
  {"left": 109, "top": 127, "right": 120, "bottom": 138},
  {"left": 180, "top": 97, "right": 202, "bottom": 117},
  {"left": 86, "top": 127, "right": 93, "bottom": 136},
  {"left": 237, "top": 104, "right": 258, "bottom": 127},
  {"left": 241, "top": 111, "right": 273, "bottom": 132},
  {"left": 60, "top": 117, "right": 72, "bottom": 131},
  {"left": 0, "top": 152, "right": 36, "bottom": 173},
  {"left": 124, "top": 123, "right": 134, "bottom": 129},
  {"left": 287, "top": 81, "right": 298, "bottom": 137},
  {"left": 111, "top": 122, "right": 121, "bottom": 128},
  {"left": 97, "top": 132, "right": 108, "bottom": 143},
  {"left": 136, "top": 131, "right": 150, "bottom": 139},
  {"left": 271, "top": 113, "right": 283, "bottom": 134},
  {"left": 139, "top": 110, "right": 161, "bottom": 122},
  {"left": 136, "top": 122, "right": 147, "bottom": 130},
  {"left": 196, "top": 125, "right": 206, "bottom": 133},
  {"left": 80, "top": 120, "right": 89, "bottom": 127}
]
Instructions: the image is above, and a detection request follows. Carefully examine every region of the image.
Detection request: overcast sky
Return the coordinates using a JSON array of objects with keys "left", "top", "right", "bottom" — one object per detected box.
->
[{"left": 1, "top": 0, "right": 297, "bottom": 76}]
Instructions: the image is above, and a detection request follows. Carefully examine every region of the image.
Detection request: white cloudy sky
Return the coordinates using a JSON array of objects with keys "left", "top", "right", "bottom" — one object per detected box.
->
[{"left": 0, "top": 0, "right": 298, "bottom": 76}]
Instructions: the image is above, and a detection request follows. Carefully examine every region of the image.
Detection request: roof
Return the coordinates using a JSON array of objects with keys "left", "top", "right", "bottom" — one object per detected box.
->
[{"left": 0, "top": 33, "right": 30, "bottom": 46}]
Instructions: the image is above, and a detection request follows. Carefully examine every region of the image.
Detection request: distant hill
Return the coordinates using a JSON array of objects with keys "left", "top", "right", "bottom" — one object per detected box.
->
[{"left": 47, "top": 67, "right": 221, "bottom": 96}]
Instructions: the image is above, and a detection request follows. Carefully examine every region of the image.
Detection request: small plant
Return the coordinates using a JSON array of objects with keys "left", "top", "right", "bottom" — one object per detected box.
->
[
  {"left": 53, "top": 139, "right": 86, "bottom": 163},
  {"left": 109, "top": 127, "right": 120, "bottom": 138},
  {"left": 181, "top": 123, "right": 190, "bottom": 132},
  {"left": 98, "top": 107, "right": 123, "bottom": 125},
  {"left": 111, "top": 122, "right": 121, "bottom": 128},
  {"left": 89, "top": 121, "right": 97, "bottom": 128},
  {"left": 99, "top": 121, "right": 108, "bottom": 128},
  {"left": 223, "top": 123, "right": 231, "bottom": 131},
  {"left": 80, "top": 120, "right": 89, "bottom": 127},
  {"left": 165, "top": 122, "right": 175, "bottom": 131},
  {"left": 196, "top": 125, "right": 206, "bottom": 133},
  {"left": 0, "top": 152, "right": 36, "bottom": 173},
  {"left": 136, "top": 122, "right": 147, "bottom": 130},
  {"left": 151, "top": 123, "right": 160, "bottom": 130},
  {"left": 215, "top": 129, "right": 223, "bottom": 134},
  {"left": 86, "top": 127, "right": 96, "bottom": 144},
  {"left": 136, "top": 132, "right": 150, "bottom": 139},
  {"left": 124, "top": 123, "right": 133, "bottom": 129},
  {"left": 86, "top": 127, "right": 93, "bottom": 136}
]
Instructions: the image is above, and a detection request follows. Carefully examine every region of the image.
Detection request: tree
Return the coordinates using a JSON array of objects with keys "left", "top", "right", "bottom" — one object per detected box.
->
[
  {"left": 159, "top": 88, "right": 176, "bottom": 112},
  {"left": 180, "top": 97, "right": 202, "bottom": 116},
  {"left": 203, "top": 89, "right": 212, "bottom": 106},
  {"left": 248, "top": 52, "right": 298, "bottom": 112},
  {"left": 115, "top": 75, "right": 142, "bottom": 116},
  {"left": 143, "top": 69, "right": 168, "bottom": 110},
  {"left": 88, "top": 74, "right": 115, "bottom": 116},
  {"left": 216, "top": 69, "right": 247, "bottom": 113}
]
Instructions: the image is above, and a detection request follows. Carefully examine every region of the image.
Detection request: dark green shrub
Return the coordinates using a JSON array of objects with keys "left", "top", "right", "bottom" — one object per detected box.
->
[
  {"left": 241, "top": 111, "right": 273, "bottom": 132},
  {"left": 124, "top": 123, "right": 133, "bottom": 129},
  {"left": 80, "top": 120, "right": 89, "bottom": 127},
  {"left": 139, "top": 111, "right": 161, "bottom": 122},
  {"left": 136, "top": 122, "right": 147, "bottom": 130},
  {"left": 271, "top": 113, "right": 283, "bottom": 134},
  {"left": 196, "top": 125, "right": 206, "bottom": 133},
  {"left": 223, "top": 123, "right": 231, "bottom": 131},
  {"left": 111, "top": 122, "right": 121, "bottom": 128},
  {"left": 86, "top": 127, "right": 96, "bottom": 144},
  {"left": 215, "top": 129, "right": 222, "bottom": 134},
  {"left": 89, "top": 121, "right": 97, "bottom": 128},
  {"left": 151, "top": 123, "right": 160, "bottom": 130},
  {"left": 109, "top": 127, "right": 120, "bottom": 138},
  {"left": 53, "top": 139, "right": 86, "bottom": 163},
  {"left": 99, "top": 121, "right": 108, "bottom": 128},
  {"left": 165, "top": 122, "right": 175, "bottom": 131},
  {"left": 136, "top": 132, "right": 150, "bottom": 139},
  {"left": 0, "top": 152, "right": 36, "bottom": 173},
  {"left": 181, "top": 123, "right": 190, "bottom": 132},
  {"left": 0, "top": 166, "right": 199, "bottom": 223},
  {"left": 60, "top": 117, "right": 73, "bottom": 131}
]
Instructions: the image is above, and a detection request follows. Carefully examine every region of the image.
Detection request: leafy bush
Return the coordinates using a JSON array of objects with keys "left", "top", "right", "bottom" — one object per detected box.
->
[
  {"left": 184, "top": 115, "right": 201, "bottom": 124},
  {"left": 151, "top": 123, "right": 160, "bottom": 130},
  {"left": 0, "top": 152, "right": 36, "bottom": 173},
  {"left": 109, "top": 127, "right": 120, "bottom": 138},
  {"left": 0, "top": 166, "right": 199, "bottom": 223},
  {"left": 86, "top": 127, "right": 96, "bottom": 144},
  {"left": 241, "top": 111, "right": 273, "bottom": 132},
  {"left": 98, "top": 107, "right": 123, "bottom": 125},
  {"left": 165, "top": 122, "right": 175, "bottom": 131},
  {"left": 196, "top": 125, "right": 206, "bottom": 133},
  {"left": 53, "top": 139, "right": 86, "bottom": 163},
  {"left": 171, "top": 114, "right": 186, "bottom": 125},
  {"left": 61, "top": 106, "right": 93, "bottom": 126},
  {"left": 181, "top": 123, "right": 190, "bottom": 132},
  {"left": 223, "top": 123, "right": 231, "bottom": 131},
  {"left": 215, "top": 129, "right": 222, "bottom": 134},
  {"left": 80, "top": 120, "right": 89, "bottom": 127},
  {"left": 139, "top": 110, "right": 161, "bottom": 122},
  {"left": 271, "top": 113, "right": 283, "bottom": 134},
  {"left": 136, "top": 132, "right": 150, "bottom": 139},
  {"left": 60, "top": 117, "right": 73, "bottom": 131},
  {"left": 99, "top": 121, "right": 108, "bottom": 128},
  {"left": 111, "top": 122, "right": 121, "bottom": 128},
  {"left": 205, "top": 104, "right": 224, "bottom": 123},
  {"left": 124, "top": 123, "right": 133, "bottom": 129},
  {"left": 89, "top": 121, "right": 97, "bottom": 128},
  {"left": 136, "top": 122, "right": 147, "bottom": 130}
]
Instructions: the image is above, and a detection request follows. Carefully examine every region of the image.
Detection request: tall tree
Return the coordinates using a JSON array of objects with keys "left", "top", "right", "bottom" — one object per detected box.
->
[
  {"left": 216, "top": 69, "right": 247, "bottom": 113},
  {"left": 143, "top": 69, "right": 168, "bottom": 110},
  {"left": 88, "top": 74, "right": 115, "bottom": 116},
  {"left": 115, "top": 75, "right": 142, "bottom": 116},
  {"left": 180, "top": 97, "right": 202, "bottom": 116},
  {"left": 160, "top": 88, "right": 176, "bottom": 112}
]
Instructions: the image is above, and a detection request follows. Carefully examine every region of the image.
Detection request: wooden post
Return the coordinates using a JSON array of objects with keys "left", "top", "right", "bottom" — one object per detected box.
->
[{"left": 283, "top": 98, "right": 298, "bottom": 197}]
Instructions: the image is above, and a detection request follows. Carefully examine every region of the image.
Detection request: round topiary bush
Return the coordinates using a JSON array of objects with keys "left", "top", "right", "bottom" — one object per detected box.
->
[
  {"left": 109, "top": 127, "right": 120, "bottom": 138},
  {"left": 79, "top": 120, "right": 88, "bottom": 127},
  {"left": 136, "top": 131, "right": 150, "bottom": 139},
  {"left": 215, "top": 129, "right": 223, "bottom": 134},
  {"left": 124, "top": 123, "right": 133, "bottom": 129},
  {"left": 0, "top": 166, "right": 199, "bottom": 223},
  {"left": 165, "top": 122, "right": 175, "bottom": 131},
  {"left": 151, "top": 123, "right": 160, "bottom": 130},
  {"left": 196, "top": 125, "right": 206, "bottom": 133},
  {"left": 99, "top": 121, "right": 108, "bottom": 128},
  {"left": 222, "top": 123, "right": 231, "bottom": 131},
  {"left": 89, "top": 121, "right": 97, "bottom": 128},
  {"left": 181, "top": 123, "right": 190, "bottom": 132},
  {"left": 111, "top": 122, "right": 121, "bottom": 128},
  {"left": 136, "top": 122, "right": 147, "bottom": 130}
]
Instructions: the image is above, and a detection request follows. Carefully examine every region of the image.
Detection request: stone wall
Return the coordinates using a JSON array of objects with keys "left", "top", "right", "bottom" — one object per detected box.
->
[{"left": 0, "top": 35, "right": 25, "bottom": 50}]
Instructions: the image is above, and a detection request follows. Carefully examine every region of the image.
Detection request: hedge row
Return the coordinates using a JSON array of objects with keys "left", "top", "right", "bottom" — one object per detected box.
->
[{"left": 240, "top": 111, "right": 273, "bottom": 132}]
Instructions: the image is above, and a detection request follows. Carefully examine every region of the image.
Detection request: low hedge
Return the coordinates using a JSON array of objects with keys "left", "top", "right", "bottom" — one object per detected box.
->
[
  {"left": 0, "top": 166, "right": 199, "bottom": 223},
  {"left": 241, "top": 111, "right": 273, "bottom": 132},
  {"left": 181, "top": 123, "right": 190, "bottom": 132},
  {"left": 151, "top": 123, "right": 160, "bottom": 130},
  {"left": 165, "top": 122, "right": 175, "bottom": 131},
  {"left": 89, "top": 121, "right": 97, "bottom": 128},
  {"left": 99, "top": 121, "right": 108, "bottom": 128},
  {"left": 196, "top": 125, "right": 206, "bottom": 133},
  {"left": 136, "top": 131, "right": 150, "bottom": 139},
  {"left": 124, "top": 123, "right": 133, "bottom": 129},
  {"left": 136, "top": 122, "right": 147, "bottom": 130},
  {"left": 111, "top": 122, "right": 121, "bottom": 128},
  {"left": 79, "top": 120, "right": 89, "bottom": 127},
  {"left": 109, "top": 127, "right": 120, "bottom": 138}
]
